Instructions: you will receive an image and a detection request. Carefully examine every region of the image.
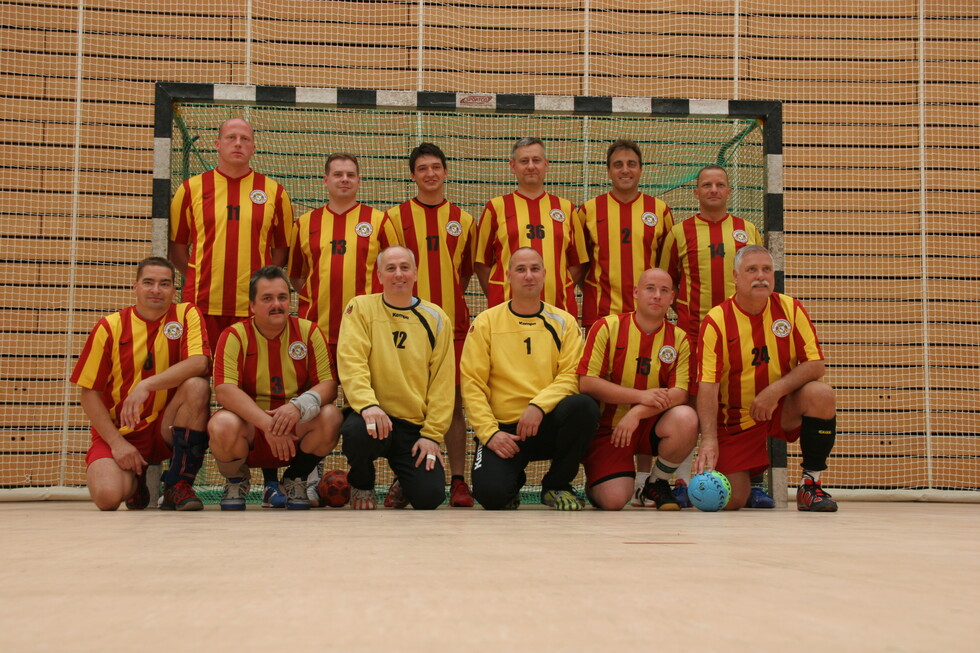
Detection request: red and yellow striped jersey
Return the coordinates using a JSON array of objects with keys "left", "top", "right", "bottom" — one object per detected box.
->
[
  {"left": 475, "top": 192, "right": 588, "bottom": 318},
  {"left": 287, "top": 203, "right": 398, "bottom": 344},
  {"left": 214, "top": 315, "right": 332, "bottom": 411},
  {"left": 658, "top": 213, "right": 763, "bottom": 341},
  {"left": 170, "top": 169, "right": 293, "bottom": 317},
  {"left": 578, "top": 312, "right": 691, "bottom": 431},
  {"left": 698, "top": 292, "right": 823, "bottom": 435},
  {"left": 71, "top": 303, "right": 210, "bottom": 431},
  {"left": 578, "top": 192, "right": 674, "bottom": 328},
  {"left": 385, "top": 198, "right": 476, "bottom": 340}
]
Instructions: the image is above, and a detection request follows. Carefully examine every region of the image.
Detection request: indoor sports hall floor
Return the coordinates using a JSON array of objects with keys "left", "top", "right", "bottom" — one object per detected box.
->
[{"left": 0, "top": 501, "right": 976, "bottom": 652}]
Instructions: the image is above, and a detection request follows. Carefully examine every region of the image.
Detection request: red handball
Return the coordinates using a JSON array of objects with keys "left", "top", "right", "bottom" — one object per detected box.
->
[{"left": 317, "top": 469, "right": 351, "bottom": 508}]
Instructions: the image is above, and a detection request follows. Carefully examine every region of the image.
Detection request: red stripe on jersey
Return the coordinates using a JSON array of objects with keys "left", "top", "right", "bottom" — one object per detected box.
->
[
  {"left": 593, "top": 199, "right": 613, "bottom": 322},
  {"left": 423, "top": 206, "right": 444, "bottom": 308},
  {"left": 616, "top": 199, "right": 635, "bottom": 315},
  {"left": 721, "top": 304, "right": 744, "bottom": 429},
  {"left": 117, "top": 313, "right": 135, "bottom": 406}
]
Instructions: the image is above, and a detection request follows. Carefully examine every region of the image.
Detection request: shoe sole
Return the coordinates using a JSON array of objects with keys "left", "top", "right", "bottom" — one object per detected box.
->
[
  {"left": 220, "top": 503, "right": 246, "bottom": 511},
  {"left": 656, "top": 503, "right": 682, "bottom": 511}
]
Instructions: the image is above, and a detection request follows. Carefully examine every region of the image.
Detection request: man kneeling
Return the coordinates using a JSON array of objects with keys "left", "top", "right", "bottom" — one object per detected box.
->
[
  {"left": 578, "top": 268, "right": 698, "bottom": 510},
  {"left": 209, "top": 266, "right": 342, "bottom": 510}
]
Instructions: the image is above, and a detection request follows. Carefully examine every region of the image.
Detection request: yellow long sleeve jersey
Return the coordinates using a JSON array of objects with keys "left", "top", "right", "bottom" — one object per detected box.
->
[
  {"left": 337, "top": 294, "right": 454, "bottom": 444},
  {"left": 460, "top": 301, "right": 584, "bottom": 444}
]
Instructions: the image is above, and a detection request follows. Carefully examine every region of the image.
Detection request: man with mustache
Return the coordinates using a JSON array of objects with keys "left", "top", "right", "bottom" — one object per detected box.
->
[
  {"left": 208, "top": 266, "right": 342, "bottom": 510},
  {"left": 693, "top": 245, "right": 839, "bottom": 512}
]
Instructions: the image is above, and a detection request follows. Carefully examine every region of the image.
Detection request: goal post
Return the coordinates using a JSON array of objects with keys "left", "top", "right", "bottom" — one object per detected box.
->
[{"left": 151, "top": 82, "right": 783, "bottom": 503}]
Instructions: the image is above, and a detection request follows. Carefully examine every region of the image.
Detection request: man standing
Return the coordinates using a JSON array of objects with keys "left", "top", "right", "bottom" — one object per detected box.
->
[
  {"left": 71, "top": 257, "right": 210, "bottom": 511},
  {"left": 385, "top": 143, "right": 477, "bottom": 507},
  {"left": 578, "top": 268, "right": 698, "bottom": 510},
  {"left": 462, "top": 247, "right": 599, "bottom": 510},
  {"left": 658, "top": 164, "right": 770, "bottom": 507},
  {"left": 169, "top": 117, "right": 293, "bottom": 346},
  {"left": 694, "top": 246, "right": 839, "bottom": 512},
  {"left": 208, "top": 267, "right": 342, "bottom": 510},
  {"left": 474, "top": 138, "right": 588, "bottom": 318},
  {"left": 578, "top": 140, "right": 674, "bottom": 330},
  {"left": 288, "top": 152, "right": 398, "bottom": 374},
  {"left": 337, "top": 246, "right": 454, "bottom": 510}
]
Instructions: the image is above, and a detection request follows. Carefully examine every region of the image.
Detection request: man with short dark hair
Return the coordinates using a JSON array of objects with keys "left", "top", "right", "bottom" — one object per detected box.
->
[
  {"left": 72, "top": 257, "right": 211, "bottom": 511},
  {"left": 384, "top": 142, "right": 477, "bottom": 507},
  {"left": 208, "top": 266, "right": 342, "bottom": 510}
]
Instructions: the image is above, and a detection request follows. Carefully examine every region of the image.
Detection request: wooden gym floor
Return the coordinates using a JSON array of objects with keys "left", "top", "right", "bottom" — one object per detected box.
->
[{"left": 0, "top": 501, "right": 976, "bottom": 652}]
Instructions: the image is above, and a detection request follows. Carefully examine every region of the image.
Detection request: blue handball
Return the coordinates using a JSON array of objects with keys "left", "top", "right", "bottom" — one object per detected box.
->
[{"left": 689, "top": 471, "right": 731, "bottom": 512}]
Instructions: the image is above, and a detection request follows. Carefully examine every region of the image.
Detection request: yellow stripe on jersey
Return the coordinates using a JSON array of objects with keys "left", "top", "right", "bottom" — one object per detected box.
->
[
  {"left": 337, "top": 294, "right": 454, "bottom": 443},
  {"left": 578, "top": 312, "right": 691, "bottom": 430},
  {"left": 658, "top": 213, "right": 762, "bottom": 340},
  {"left": 460, "top": 301, "right": 583, "bottom": 444},
  {"left": 699, "top": 293, "right": 823, "bottom": 434},
  {"left": 385, "top": 199, "right": 476, "bottom": 340},
  {"left": 71, "top": 303, "right": 209, "bottom": 430},
  {"left": 578, "top": 193, "right": 674, "bottom": 327},
  {"left": 170, "top": 169, "right": 293, "bottom": 317},
  {"left": 287, "top": 203, "right": 398, "bottom": 344},
  {"left": 475, "top": 192, "right": 588, "bottom": 316}
]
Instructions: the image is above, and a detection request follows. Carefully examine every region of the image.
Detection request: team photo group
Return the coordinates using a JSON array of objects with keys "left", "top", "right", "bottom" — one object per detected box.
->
[{"left": 71, "top": 117, "right": 840, "bottom": 514}]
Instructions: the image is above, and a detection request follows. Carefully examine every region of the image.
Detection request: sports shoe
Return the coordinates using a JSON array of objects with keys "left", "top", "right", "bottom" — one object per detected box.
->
[
  {"left": 350, "top": 487, "right": 377, "bottom": 510},
  {"left": 220, "top": 477, "right": 250, "bottom": 511},
  {"left": 261, "top": 481, "right": 287, "bottom": 509},
  {"left": 631, "top": 485, "right": 657, "bottom": 508},
  {"left": 642, "top": 478, "right": 681, "bottom": 511},
  {"left": 745, "top": 486, "right": 776, "bottom": 509},
  {"left": 797, "top": 474, "right": 838, "bottom": 512},
  {"left": 672, "top": 478, "right": 692, "bottom": 508},
  {"left": 282, "top": 477, "right": 312, "bottom": 510},
  {"left": 449, "top": 477, "right": 474, "bottom": 507},
  {"left": 160, "top": 479, "right": 203, "bottom": 511},
  {"left": 306, "top": 461, "right": 324, "bottom": 507},
  {"left": 541, "top": 488, "right": 584, "bottom": 511},
  {"left": 125, "top": 469, "right": 150, "bottom": 510},
  {"left": 383, "top": 478, "right": 409, "bottom": 509}
]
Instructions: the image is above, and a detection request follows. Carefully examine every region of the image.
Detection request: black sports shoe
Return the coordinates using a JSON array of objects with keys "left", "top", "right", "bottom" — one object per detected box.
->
[
  {"left": 125, "top": 469, "right": 150, "bottom": 510},
  {"left": 797, "top": 475, "right": 838, "bottom": 512},
  {"left": 642, "top": 478, "right": 681, "bottom": 511}
]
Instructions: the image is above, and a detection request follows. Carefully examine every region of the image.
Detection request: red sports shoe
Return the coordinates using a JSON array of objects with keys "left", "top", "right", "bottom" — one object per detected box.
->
[
  {"left": 449, "top": 477, "right": 474, "bottom": 507},
  {"left": 797, "top": 475, "right": 838, "bottom": 512},
  {"left": 383, "top": 478, "right": 409, "bottom": 509},
  {"left": 160, "top": 479, "right": 203, "bottom": 511}
]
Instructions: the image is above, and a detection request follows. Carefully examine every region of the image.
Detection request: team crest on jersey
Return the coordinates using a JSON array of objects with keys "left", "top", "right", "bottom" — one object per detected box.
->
[
  {"left": 163, "top": 321, "right": 183, "bottom": 340},
  {"left": 733, "top": 229, "right": 749, "bottom": 243},
  {"left": 771, "top": 319, "right": 791, "bottom": 338},
  {"left": 288, "top": 341, "right": 308, "bottom": 360},
  {"left": 249, "top": 190, "right": 268, "bottom": 205},
  {"left": 446, "top": 220, "right": 462, "bottom": 237},
  {"left": 641, "top": 212, "right": 658, "bottom": 227},
  {"left": 658, "top": 345, "right": 677, "bottom": 364},
  {"left": 345, "top": 304, "right": 353, "bottom": 315},
  {"left": 355, "top": 222, "right": 373, "bottom": 237},
  {"left": 549, "top": 209, "right": 566, "bottom": 223}
]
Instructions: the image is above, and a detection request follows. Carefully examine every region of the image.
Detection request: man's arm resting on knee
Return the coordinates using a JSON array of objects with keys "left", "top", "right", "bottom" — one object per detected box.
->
[
  {"left": 749, "top": 360, "right": 826, "bottom": 423},
  {"left": 119, "top": 355, "right": 209, "bottom": 430},
  {"left": 79, "top": 388, "right": 146, "bottom": 473}
]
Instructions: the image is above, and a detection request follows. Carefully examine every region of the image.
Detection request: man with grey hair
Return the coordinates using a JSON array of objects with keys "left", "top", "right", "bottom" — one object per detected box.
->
[
  {"left": 474, "top": 137, "right": 588, "bottom": 319},
  {"left": 694, "top": 245, "right": 839, "bottom": 512},
  {"left": 337, "top": 246, "right": 454, "bottom": 510}
]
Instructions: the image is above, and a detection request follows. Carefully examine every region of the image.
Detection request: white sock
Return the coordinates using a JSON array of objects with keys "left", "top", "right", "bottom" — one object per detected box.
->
[
  {"left": 635, "top": 471, "right": 650, "bottom": 489},
  {"left": 803, "top": 470, "right": 821, "bottom": 483}
]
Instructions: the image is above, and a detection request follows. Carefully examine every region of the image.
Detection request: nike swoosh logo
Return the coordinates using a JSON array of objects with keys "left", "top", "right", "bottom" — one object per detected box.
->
[
  {"left": 727, "top": 338, "right": 738, "bottom": 343},
  {"left": 615, "top": 346, "right": 626, "bottom": 350},
  {"left": 596, "top": 218, "right": 607, "bottom": 224},
  {"left": 119, "top": 340, "right": 131, "bottom": 346},
  {"left": 309, "top": 230, "right": 319, "bottom": 236},
  {"left": 246, "top": 352, "right": 257, "bottom": 357}
]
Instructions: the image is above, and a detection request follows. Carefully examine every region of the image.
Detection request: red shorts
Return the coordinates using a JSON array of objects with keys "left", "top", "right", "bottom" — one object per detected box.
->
[
  {"left": 204, "top": 314, "right": 247, "bottom": 349},
  {"left": 85, "top": 421, "right": 172, "bottom": 467},
  {"left": 245, "top": 428, "right": 294, "bottom": 469},
  {"left": 582, "top": 417, "right": 660, "bottom": 488},
  {"left": 453, "top": 338, "right": 465, "bottom": 386},
  {"left": 715, "top": 402, "right": 802, "bottom": 477}
]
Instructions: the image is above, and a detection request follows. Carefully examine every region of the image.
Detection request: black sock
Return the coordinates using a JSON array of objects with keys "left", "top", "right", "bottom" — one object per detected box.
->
[
  {"left": 284, "top": 449, "right": 321, "bottom": 481},
  {"left": 262, "top": 467, "right": 279, "bottom": 484},
  {"left": 451, "top": 474, "right": 465, "bottom": 482},
  {"left": 750, "top": 474, "right": 766, "bottom": 489},
  {"left": 799, "top": 415, "right": 837, "bottom": 473},
  {"left": 162, "top": 427, "right": 207, "bottom": 488}
]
